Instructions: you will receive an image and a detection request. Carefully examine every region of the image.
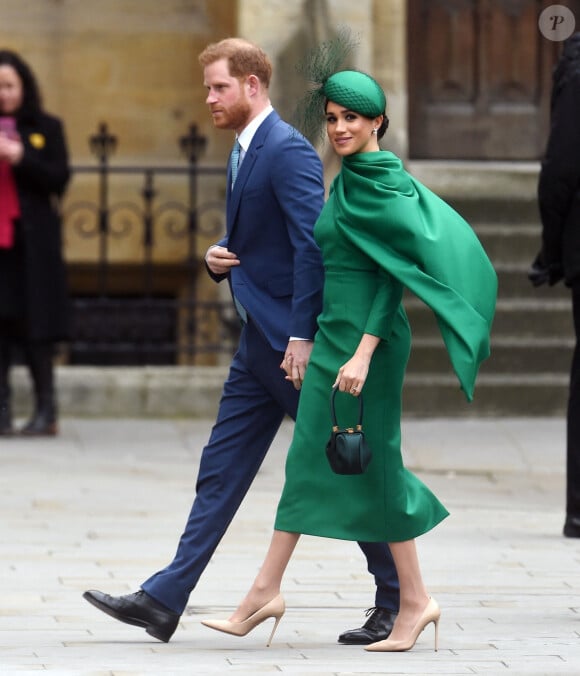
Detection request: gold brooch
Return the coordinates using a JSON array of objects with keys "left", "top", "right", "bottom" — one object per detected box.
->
[{"left": 29, "top": 133, "right": 45, "bottom": 149}]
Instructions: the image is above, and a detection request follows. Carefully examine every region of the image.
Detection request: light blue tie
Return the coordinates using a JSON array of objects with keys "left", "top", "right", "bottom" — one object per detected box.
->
[
  {"left": 229, "top": 138, "right": 247, "bottom": 322},
  {"left": 230, "top": 139, "right": 241, "bottom": 187}
]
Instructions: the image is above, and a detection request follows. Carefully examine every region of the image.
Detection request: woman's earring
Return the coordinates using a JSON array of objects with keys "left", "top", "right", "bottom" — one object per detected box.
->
[{"left": 372, "top": 128, "right": 378, "bottom": 135}]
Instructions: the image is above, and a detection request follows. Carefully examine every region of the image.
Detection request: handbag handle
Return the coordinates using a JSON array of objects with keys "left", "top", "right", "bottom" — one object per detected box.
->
[{"left": 330, "top": 385, "right": 364, "bottom": 432}]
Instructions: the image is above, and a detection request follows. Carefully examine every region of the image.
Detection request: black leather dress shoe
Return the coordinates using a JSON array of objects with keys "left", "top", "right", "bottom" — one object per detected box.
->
[
  {"left": 83, "top": 589, "right": 180, "bottom": 642},
  {"left": 564, "top": 515, "right": 580, "bottom": 538},
  {"left": 337, "top": 606, "right": 397, "bottom": 645}
]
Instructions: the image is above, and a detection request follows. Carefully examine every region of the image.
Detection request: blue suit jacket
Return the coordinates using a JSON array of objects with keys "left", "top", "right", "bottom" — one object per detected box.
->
[{"left": 209, "top": 110, "right": 325, "bottom": 351}]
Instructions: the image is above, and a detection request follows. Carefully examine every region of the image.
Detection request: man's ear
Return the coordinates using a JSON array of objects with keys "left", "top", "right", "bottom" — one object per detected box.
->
[{"left": 246, "top": 73, "right": 260, "bottom": 97}]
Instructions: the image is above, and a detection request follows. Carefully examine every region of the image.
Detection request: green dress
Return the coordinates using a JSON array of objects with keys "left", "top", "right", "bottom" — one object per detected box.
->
[{"left": 274, "top": 151, "right": 497, "bottom": 542}]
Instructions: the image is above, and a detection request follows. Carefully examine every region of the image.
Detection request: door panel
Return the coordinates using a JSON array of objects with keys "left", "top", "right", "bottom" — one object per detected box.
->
[{"left": 408, "top": 0, "right": 569, "bottom": 159}]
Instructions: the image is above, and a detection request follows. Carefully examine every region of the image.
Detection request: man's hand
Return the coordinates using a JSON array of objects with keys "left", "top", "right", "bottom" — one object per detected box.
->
[
  {"left": 205, "top": 245, "right": 241, "bottom": 276},
  {"left": 280, "top": 339, "right": 313, "bottom": 390}
]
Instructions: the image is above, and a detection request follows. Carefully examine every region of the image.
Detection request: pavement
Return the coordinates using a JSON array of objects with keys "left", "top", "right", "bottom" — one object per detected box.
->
[{"left": 1, "top": 415, "right": 579, "bottom": 676}]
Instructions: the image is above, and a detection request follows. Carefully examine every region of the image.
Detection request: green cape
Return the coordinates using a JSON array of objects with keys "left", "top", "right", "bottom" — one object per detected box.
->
[{"left": 332, "top": 151, "right": 497, "bottom": 401}]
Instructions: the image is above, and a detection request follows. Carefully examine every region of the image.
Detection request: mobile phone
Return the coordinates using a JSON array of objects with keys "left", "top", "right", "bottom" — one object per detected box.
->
[{"left": 0, "top": 116, "right": 17, "bottom": 138}]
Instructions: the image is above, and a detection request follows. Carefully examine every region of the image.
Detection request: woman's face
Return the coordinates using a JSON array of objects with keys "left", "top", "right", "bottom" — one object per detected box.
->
[
  {"left": 325, "top": 100, "right": 382, "bottom": 156},
  {"left": 0, "top": 65, "right": 24, "bottom": 115}
]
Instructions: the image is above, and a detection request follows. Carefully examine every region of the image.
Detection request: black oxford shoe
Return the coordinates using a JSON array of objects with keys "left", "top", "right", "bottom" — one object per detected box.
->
[
  {"left": 83, "top": 589, "right": 180, "bottom": 642},
  {"left": 564, "top": 515, "right": 580, "bottom": 538},
  {"left": 338, "top": 606, "right": 397, "bottom": 645}
]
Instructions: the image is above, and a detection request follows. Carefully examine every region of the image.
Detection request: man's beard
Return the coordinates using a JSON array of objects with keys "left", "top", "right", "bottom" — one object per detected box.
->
[{"left": 214, "top": 97, "right": 252, "bottom": 131}]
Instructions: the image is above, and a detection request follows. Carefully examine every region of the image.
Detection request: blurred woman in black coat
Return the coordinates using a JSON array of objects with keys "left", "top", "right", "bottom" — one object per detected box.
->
[
  {"left": 0, "top": 49, "right": 70, "bottom": 436},
  {"left": 530, "top": 33, "right": 580, "bottom": 537}
]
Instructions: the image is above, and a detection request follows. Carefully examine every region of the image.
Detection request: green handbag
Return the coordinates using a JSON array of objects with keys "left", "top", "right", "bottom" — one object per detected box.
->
[{"left": 325, "top": 386, "right": 373, "bottom": 475}]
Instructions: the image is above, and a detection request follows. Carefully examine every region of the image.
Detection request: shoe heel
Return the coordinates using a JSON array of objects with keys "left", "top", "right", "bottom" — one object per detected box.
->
[
  {"left": 266, "top": 613, "right": 283, "bottom": 647},
  {"left": 433, "top": 616, "right": 439, "bottom": 652}
]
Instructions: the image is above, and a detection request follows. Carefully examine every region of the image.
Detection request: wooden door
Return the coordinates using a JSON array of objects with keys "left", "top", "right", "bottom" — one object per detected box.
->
[{"left": 407, "top": 0, "right": 571, "bottom": 159}]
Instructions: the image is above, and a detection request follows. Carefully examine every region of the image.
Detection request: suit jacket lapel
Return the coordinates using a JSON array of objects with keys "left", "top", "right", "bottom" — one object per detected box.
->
[{"left": 226, "top": 111, "right": 280, "bottom": 235}]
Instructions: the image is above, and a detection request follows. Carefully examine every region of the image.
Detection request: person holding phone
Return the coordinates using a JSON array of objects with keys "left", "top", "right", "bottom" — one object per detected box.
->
[{"left": 0, "top": 49, "right": 70, "bottom": 436}]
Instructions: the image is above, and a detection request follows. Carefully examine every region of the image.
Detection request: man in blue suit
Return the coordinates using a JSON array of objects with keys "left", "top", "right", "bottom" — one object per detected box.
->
[{"left": 83, "top": 37, "right": 398, "bottom": 645}]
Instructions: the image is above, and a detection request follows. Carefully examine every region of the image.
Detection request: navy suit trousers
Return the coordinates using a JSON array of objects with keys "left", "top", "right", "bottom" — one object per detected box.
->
[{"left": 141, "top": 320, "right": 399, "bottom": 613}]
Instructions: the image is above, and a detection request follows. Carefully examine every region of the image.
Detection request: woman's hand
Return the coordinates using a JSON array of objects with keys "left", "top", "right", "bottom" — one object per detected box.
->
[
  {"left": 333, "top": 333, "right": 381, "bottom": 396},
  {"left": 333, "top": 354, "right": 370, "bottom": 396},
  {"left": 0, "top": 133, "right": 23, "bottom": 164}
]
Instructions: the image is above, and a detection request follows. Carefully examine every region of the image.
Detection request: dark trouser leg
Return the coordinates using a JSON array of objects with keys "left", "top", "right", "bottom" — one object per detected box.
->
[
  {"left": 357, "top": 541, "right": 400, "bottom": 611},
  {"left": 21, "top": 341, "right": 58, "bottom": 436},
  {"left": 567, "top": 289, "right": 580, "bottom": 517},
  {"left": 0, "top": 335, "right": 13, "bottom": 435},
  {"left": 141, "top": 322, "right": 300, "bottom": 614}
]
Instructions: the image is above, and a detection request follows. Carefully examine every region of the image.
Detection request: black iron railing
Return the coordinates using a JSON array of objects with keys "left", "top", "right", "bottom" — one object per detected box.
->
[{"left": 63, "top": 122, "right": 239, "bottom": 365}]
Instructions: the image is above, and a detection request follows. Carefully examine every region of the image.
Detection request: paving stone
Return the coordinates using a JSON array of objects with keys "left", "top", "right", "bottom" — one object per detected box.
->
[{"left": 0, "top": 417, "right": 579, "bottom": 674}]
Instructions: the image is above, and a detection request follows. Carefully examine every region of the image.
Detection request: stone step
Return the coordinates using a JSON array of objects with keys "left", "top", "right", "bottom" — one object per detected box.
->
[
  {"left": 11, "top": 365, "right": 228, "bottom": 420},
  {"left": 8, "top": 365, "right": 569, "bottom": 419},
  {"left": 464, "top": 267, "right": 568, "bottom": 299},
  {"left": 405, "top": 298, "right": 574, "bottom": 337},
  {"left": 408, "top": 337, "right": 574, "bottom": 374},
  {"left": 474, "top": 223, "right": 541, "bottom": 264},
  {"left": 491, "top": 299, "right": 573, "bottom": 337},
  {"left": 408, "top": 160, "right": 540, "bottom": 225},
  {"left": 493, "top": 264, "right": 570, "bottom": 299},
  {"left": 402, "top": 373, "right": 568, "bottom": 417},
  {"left": 453, "top": 199, "right": 540, "bottom": 225}
]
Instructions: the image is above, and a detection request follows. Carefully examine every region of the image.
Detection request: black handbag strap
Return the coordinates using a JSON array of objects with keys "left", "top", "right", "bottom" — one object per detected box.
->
[{"left": 330, "top": 385, "right": 364, "bottom": 431}]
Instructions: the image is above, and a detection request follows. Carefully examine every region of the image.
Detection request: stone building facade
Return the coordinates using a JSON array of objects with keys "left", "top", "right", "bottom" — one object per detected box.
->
[
  {"left": 1, "top": 0, "right": 578, "bottom": 378},
  {"left": 0, "top": 0, "right": 405, "bottom": 161}
]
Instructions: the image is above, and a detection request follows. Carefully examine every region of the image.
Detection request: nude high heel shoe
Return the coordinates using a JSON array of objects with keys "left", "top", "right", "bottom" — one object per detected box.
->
[
  {"left": 201, "top": 594, "right": 285, "bottom": 647},
  {"left": 365, "top": 597, "right": 440, "bottom": 652}
]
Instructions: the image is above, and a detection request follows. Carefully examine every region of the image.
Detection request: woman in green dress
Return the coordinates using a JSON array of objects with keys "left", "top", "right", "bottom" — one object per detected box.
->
[{"left": 202, "top": 70, "right": 497, "bottom": 653}]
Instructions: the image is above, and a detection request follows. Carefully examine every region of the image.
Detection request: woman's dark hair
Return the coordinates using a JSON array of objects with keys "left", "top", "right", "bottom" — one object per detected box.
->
[
  {"left": 377, "top": 113, "right": 389, "bottom": 140},
  {"left": 0, "top": 49, "right": 42, "bottom": 119}
]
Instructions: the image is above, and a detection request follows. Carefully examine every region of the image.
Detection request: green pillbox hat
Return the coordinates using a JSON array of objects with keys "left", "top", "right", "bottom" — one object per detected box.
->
[{"left": 322, "top": 70, "right": 386, "bottom": 117}]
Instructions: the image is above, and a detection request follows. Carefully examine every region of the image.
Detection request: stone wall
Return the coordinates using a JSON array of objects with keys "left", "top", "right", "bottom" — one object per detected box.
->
[
  {"left": 0, "top": 0, "right": 235, "bottom": 161},
  {"left": 1, "top": 0, "right": 409, "bottom": 162},
  {"left": 373, "top": 0, "right": 407, "bottom": 158}
]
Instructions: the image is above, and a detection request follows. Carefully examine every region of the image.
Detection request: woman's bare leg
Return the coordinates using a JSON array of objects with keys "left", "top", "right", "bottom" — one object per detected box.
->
[
  {"left": 387, "top": 539, "right": 430, "bottom": 641},
  {"left": 229, "top": 530, "right": 300, "bottom": 621}
]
